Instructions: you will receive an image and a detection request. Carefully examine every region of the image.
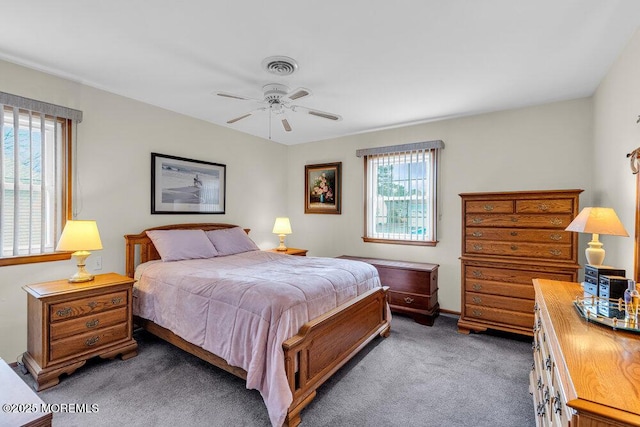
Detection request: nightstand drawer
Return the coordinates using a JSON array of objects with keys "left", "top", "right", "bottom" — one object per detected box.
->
[
  {"left": 49, "top": 290, "right": 127, "bottom": 322},
  {"left": 50, "top": 307, "right": 128, "bottom": 341},
  {"left": 49, "top": 322, "right": 129, "bottom": 362}
]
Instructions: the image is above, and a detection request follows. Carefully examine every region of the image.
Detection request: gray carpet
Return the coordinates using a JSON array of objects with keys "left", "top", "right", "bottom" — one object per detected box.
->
[{"left": 17, "top": 314, "right": 535, "bottom": 426}]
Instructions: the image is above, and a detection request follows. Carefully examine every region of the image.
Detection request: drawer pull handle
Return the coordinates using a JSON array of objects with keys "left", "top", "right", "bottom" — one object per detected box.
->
[
  {"left": 545, "top": 355, "right": 552, "bottom": 371},
  {"left": 56, "top": 307, "right": 72, "bottom": 318},
  {"left": 510, "top": 244, "right": 518, "bottom": 251},
  {"left": 472, "top": 217, "right": 482, "bottom": 224},
  {"left": 537, "top": 203, "right": 549, "bottom": 211},
  {"left": 472, "top": 270, "right": 483, "bottom": 278},
  {"left": 472, "top": 231, "right": 483, "bottom": 237},
  {"left": 543, "top": 387, "right": 550, "bottom": 404},
  {"left": 553, "top": 391, "right": 563, "bottom": 415},
  {"left": 537, "top": 377, "right": 543, "bottom": 390},
  {"left": 472, "top": 309, "right": 482, "bottom": 317},
  {"left": 510, "top": 231, "right": 518, "bottom": 236},
  {"left": 473, "top": 244, "right": 483, "bottom": 251},
  {"left": 86, "top": 319, "right": 99, "bottom": 328},
  {"left": 549, "top": 249, "right": 562, "bottom": 256},
  {"left": 549, "top": 234, "right": 562, "bottom": 241},
  {"left": 404, "top": 297, "right": 414, "bottom": 304},
  {"left": 88, "top": 301, "right": 98, "bottom": 309},
  {"left": 111, "top": 297, "right": 123, "bottom": 305},
  {"left": 510, "top": 217, "right": 519, "bottom": 222},
  {"left": 472, "top": 296, "right": 482, "bottom": 304},
  {"left": 85, "top": 336, "right": 100, "bottom": 347},
  {"left": 472, "top": 284, "right": 482, "bottom": 291},
  {"left": 550, "top": 218, "right": 563, "bottom": 226},
  {"left": 483, "top": 204, "right": 494, "bottom": 211}
]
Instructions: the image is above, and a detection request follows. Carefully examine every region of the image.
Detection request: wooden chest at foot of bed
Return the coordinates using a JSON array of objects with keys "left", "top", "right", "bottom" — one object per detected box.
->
[{"left": 338, "top": 256, "right": 439, "bottom": 325}]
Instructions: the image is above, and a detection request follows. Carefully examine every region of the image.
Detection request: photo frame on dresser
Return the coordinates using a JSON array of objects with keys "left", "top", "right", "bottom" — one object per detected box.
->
[
  {"left": 151, "top": 153, "right": 226, "bottom": 214},
  {"left": 305, "top": 162, "right": 342, "bottom": 214}
]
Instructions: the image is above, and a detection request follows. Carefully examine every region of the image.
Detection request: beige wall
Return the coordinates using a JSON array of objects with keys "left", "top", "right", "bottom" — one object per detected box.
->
[
  {"left": 0, "top": 60, "right": 287, "bottom": 362},
  {"left": 592, "top": 28, "right": 640, "bottom": 277},
  {"left": 3, "top": 25, "right": 640, "bottom": 361},
  {"left": 286, "top": 98, "right": 594, "bottom": 314}
]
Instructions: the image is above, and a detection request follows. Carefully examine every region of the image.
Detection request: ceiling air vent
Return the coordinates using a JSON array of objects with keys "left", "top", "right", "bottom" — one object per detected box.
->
[{"left": 262, "top": 56, "right": 298, "bottom": 76}]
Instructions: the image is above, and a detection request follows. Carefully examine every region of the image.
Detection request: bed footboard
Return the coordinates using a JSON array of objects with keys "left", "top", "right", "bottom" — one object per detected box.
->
[{"left": 282, "top": 286, "right": 390, "bottom": 427}]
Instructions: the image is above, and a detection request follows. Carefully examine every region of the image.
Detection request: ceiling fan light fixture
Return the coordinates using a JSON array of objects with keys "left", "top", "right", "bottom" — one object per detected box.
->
[{"left": 262, "top": 56, "right": 298, "bottom": 76}]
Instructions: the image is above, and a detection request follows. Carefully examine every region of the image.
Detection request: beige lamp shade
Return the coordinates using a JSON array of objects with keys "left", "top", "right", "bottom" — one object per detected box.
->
[
  {"left": 565, "top": 207, "right": 628, "bottom": 266},
  {"left": 57, "top": 220, "right": 103, "bottom": 251},
  {"left": 272, "top": 217, "right": 292, "bottom": 235},
  {"left": 57, "top": 220, "right": 103, "bottom": 282},
  {"left": 272, "top": 217, "right": 292, "bottom": 251}
]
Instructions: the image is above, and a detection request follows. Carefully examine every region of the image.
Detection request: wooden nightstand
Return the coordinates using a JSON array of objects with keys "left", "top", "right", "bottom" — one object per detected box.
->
[
  {"left": 22, "top": 273, "right": 138, "bottom": 391},
  {"left": 266, "top": 248, "right": 308, "bottom": 256}
]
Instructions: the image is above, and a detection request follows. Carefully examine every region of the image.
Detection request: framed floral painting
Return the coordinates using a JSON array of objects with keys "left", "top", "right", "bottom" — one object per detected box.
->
[{"left": 305, "top": 162, "right": 341, "bottom": 214}]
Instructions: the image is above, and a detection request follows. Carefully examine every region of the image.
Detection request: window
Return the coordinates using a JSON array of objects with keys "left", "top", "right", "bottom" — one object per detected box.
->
[
  {"left": 0, "top": 92, "right": 82, "bottom": 266},
  {"left": 357, "top": 140, "right": 443, "bottom": 245}
]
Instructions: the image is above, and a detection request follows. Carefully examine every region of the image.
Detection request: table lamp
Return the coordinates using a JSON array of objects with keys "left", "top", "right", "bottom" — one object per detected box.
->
[
  {"left": 272, "top": 217, "right": 292, "bottom": 251},
  {"left": 565, "top": 207, "right": 628, "bottom": 266},
  {"left": 56, "top": 220, "right": 103, "bottom": 283}
]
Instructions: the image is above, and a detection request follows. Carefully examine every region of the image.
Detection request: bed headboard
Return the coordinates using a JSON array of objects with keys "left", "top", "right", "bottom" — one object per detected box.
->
[{"left": 124, "top": 223, "right": 248, "bottom": 278}]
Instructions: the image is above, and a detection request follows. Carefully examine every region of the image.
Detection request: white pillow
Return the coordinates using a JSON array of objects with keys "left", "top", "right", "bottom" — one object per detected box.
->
[
  {"left": 205, "top": 227, "right": 259, "bottom": 256},
  {"left": 146, "top": 229, "right": 218, "bottom": 261}
]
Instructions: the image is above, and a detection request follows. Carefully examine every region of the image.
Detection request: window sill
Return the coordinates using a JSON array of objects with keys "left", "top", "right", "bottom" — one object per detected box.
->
[
  {"left": 0, "top": 252, "right": 72, "bottom": 267},
  {"left": 362, "top": 237, "right": 438, "bottom": 247}
]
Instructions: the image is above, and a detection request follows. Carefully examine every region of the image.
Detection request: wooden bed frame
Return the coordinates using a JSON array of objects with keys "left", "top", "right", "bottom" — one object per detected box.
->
[{"left": 125, "top": 223, "right": 391, "bottom": 427}]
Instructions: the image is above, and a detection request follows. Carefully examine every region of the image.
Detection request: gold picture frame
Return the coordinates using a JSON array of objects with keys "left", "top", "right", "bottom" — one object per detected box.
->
[{"left": 304, "top": 162, "right": 341, "bottom": 214}]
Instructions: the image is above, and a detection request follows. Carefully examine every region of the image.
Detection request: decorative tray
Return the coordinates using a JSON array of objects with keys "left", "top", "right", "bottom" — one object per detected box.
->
[{"left": 574, "top": 295, "right": 640, "bottom": 333}]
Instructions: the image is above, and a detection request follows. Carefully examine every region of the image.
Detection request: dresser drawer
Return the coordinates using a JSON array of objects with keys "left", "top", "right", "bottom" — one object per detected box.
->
[
  {"left": 465, "top": 265, "right": 574, "bottom": 285},
  {"left": 465, "top": 214, "right": 573, "bottom": 229},
  {"left": 465, "top": 228, "right": 570, "bottom": 243},
  {"left": 49, "top": 291, "right": 127, "bottom": 322},
  {"left": 388, "top": 290, "right": 435, "bottom": 311},
  {"left": 50, "top": 307, "right": 128, "bottom": 341},
  {"left": 464, "top": 305, "right": 534, "bottom": 329},
  {"left": 465, "top": 280, "right": 534, "bottom": 299},
  {"left": 49, "top": 322, "right": 129, "bottom": 362},
  {"left": 515, "top": 198, "right": 574, "bottom": 214},
  {"left": 465, "top": 240, "right": 572, "bottom": 260},
  {"left": 465, "top": 200, "right": 513, "bottom": 213},
  {"left": 466, "top": 292, "right": 534, "bottom": 313}
]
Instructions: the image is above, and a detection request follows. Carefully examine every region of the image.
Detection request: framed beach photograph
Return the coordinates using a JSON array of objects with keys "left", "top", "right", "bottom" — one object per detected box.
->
[
  {"left": 151, "top": 153, "right": 226, "bottom": 214},
  {"left": 305, "top": 162, "right": 341, "bottom": 214}
]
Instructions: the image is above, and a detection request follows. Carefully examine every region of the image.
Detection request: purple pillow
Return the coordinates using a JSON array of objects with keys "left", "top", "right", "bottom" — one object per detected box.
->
[
  {"left": 205, "top": 227, "right": 259, "bottom": 256},
  {"left": 146, "top": 229, "right": 218, "bottom": 261}
]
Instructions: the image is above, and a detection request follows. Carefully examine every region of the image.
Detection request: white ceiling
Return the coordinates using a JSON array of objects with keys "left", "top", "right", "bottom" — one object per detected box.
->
[{"left": 1, "top": 1, "right": 640, "bottom": 145}]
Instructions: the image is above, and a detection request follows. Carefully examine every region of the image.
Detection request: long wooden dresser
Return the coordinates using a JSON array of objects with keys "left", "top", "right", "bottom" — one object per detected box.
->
[
  {"left": 458, "top": 189, "right": 582, "bottom": 336},
  {"left": 532, "top": 278, "right": 640, "bottom": 426}
]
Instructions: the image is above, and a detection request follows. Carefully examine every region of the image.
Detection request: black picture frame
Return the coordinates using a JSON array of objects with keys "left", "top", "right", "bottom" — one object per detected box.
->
[{"left": 151, "top": 152, "right": 226, "bottom": 214}]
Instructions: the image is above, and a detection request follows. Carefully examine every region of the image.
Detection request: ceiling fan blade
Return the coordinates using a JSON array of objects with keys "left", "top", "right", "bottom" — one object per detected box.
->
[
  {"left": 285, "top": 87, "right": 311, "bottom": 101},
  {"left": 216, "top": 91, "right": 263, "bottom": 102},
  {"left": 281, "top": 118, "right": 292, "bottom": 132},
  {"left": 227, "top": 113, "right": 252, "bottom": 124},
  {"left": 291, "top": 105, "right": 342, "bottom": 121}
]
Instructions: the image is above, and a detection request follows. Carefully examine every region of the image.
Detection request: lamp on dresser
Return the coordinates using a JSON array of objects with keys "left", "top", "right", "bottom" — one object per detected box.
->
[
  {"left": 565, "top": 207, "right": 628, "bottom": 266},
  {"left": 272, "top": 217, "right": 292, "bottom": 251},
  {"left": 56, "top": 220, "right": 103, "bottom": 282}
]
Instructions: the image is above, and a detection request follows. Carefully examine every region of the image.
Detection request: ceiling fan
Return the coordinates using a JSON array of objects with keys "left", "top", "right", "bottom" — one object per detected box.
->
[{"left": 216, "top": 83, "right": 342, "bottom": 134}]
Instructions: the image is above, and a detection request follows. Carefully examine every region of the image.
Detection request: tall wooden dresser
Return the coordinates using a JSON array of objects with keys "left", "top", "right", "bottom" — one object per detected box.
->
[{"left": 458, "top": 189, "right": 582, "bottom": 336}]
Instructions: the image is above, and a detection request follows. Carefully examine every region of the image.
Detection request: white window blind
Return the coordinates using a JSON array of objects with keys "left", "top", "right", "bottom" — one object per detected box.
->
[
  {"left": 0, "top": 92, "right": 81, "bottom": 260},
  {"left": 357, "top": 140, "right": 443, "bottom": 244}
]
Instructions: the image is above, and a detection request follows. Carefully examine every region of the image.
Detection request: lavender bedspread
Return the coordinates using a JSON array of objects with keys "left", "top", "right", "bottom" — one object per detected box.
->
[{"left": 133, "top": 250, "right": 383, "bottom": 427}]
